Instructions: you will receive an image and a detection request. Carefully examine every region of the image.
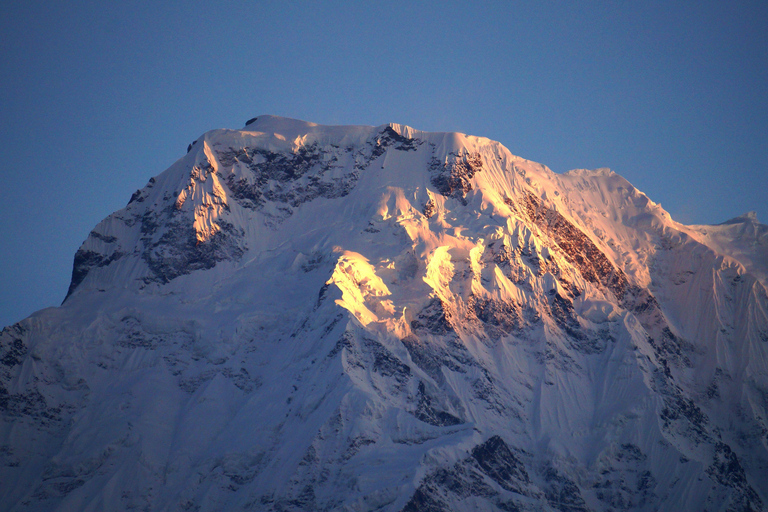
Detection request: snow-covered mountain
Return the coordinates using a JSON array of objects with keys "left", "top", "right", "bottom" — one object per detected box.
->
[{"left": 2, "top": 116, "right": 767, "bottom": 511}]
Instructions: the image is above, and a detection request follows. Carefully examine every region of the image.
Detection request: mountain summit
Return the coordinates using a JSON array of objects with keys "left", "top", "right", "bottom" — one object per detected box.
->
[{"left": 2, "top": 116, "right": 767, "bottom": 511}]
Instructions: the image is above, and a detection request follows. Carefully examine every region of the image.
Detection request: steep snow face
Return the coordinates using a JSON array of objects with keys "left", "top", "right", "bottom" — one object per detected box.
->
[
  {"left": 686, "top": 212, "right": 768, "bottom": 286},
  {"left": 2, "top": 116, "right": 768, "bottom": 512}
]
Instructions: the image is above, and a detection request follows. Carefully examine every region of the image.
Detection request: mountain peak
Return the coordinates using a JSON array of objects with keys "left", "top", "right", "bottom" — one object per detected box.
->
[
  {"left": 4, "top": 117, "right": 768, "bottom": 512},
  {"left": 243, "top": 114, "right": 318, "bottom": 131},
  {"left": 720, "top": 210, "right": 759, "bottom": 225}
]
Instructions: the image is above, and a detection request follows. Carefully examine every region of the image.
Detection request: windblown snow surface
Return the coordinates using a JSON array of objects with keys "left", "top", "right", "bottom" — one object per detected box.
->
[{"left": 2, "top": 116, "right": 767, "bottom": 511}]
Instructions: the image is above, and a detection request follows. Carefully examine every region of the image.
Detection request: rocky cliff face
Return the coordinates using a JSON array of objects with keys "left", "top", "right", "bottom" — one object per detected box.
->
[{"left": 2, "top": 116, "right": 767, "bottom": 511}]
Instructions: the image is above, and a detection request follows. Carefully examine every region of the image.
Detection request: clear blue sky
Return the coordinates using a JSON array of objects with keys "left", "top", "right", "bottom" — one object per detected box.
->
[{"left": 1, "top": 1, "right": 767, "bottom": 328}]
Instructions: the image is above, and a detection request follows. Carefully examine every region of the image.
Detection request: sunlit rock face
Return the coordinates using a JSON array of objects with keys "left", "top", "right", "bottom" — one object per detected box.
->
[{"left": 2, "top": 116, "right": 768, "bottom": 512}]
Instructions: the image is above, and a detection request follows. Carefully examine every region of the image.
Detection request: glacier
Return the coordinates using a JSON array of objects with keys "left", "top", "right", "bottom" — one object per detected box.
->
[{"left": 1, "top": 115, "right": 767, "bottom": 511}]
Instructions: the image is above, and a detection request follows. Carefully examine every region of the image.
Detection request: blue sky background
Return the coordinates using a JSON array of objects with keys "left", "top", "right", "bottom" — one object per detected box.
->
[{"left": 1, "top": 1, "right": 766, "bottom": 328}]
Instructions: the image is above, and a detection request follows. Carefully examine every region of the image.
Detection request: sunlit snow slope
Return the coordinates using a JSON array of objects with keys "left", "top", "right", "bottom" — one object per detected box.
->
[{"left": 2, "top": 116, "right": 767, "bottom": 512}]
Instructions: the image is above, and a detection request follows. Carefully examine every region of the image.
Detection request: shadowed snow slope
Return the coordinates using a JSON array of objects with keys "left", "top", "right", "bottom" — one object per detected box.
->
[{"left": 2, "top": 116, "right": 768, "bottom": 512}]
